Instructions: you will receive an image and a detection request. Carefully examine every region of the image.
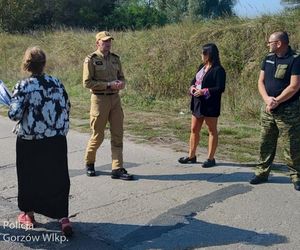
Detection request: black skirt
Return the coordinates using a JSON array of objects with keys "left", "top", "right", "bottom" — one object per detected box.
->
[
  {"left": 16, "top": 136, "right": 70, "bottom": 219},
  {"left": 191, "top": 96, "right": 202, "bottom": 118},
  {"left": 190, "top": 95, "right": 222, "bottom": 117}
]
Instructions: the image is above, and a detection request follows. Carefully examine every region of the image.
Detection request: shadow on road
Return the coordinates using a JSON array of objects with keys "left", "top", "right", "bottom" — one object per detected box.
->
[
  {"left": 1, "top": 218, "right": 288, "bottom": 250},
  {"left": 68, "top": 162, "right": 140, "bottom": 178},
  {"left": 0, "top": 184, "right": 288, "bottom": 250},
  {"left": 134, "top": 171, "right": 291, "bottom": 185}
]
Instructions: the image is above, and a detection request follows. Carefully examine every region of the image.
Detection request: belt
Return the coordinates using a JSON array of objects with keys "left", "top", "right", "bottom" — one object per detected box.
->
[{"left": 93, "top": 92, "right": 116, "bottom": 96}]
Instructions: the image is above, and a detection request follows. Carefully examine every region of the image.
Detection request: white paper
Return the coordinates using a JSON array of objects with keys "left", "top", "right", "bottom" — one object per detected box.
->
[{"left": 0, "top": 80, "right": 12, "bottom": 107}]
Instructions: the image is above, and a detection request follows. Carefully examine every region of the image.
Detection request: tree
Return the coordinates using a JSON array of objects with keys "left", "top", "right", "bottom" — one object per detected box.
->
[
  {"left": 0, "top": 0, "right": 36, "bottom": 32},
  {"left": 188, "top": 0, "right": 237, "bottom": 19},
  {"left": 154, "top": 0, "right": 189, "bottom": 22},
  {"left": 51, "top": 0, "right": 118, "bottom": 28},
  {"left": 154, "top": 0, "right": 236, "bottom": 22},
  {"left": 106, "top": 0, "right": 167, "bottom": 30},
  {"left": 0, "top": 0, "right": 119, "bottom": 32},
  {"left": 0, "top": 0, "right": 237, "bottom": 32},
  {"left": 281, "top": 0, "right": 300, "bottom": 8},
  {"left": 188, "top": 0, "right": 200, "bottom": 20}
]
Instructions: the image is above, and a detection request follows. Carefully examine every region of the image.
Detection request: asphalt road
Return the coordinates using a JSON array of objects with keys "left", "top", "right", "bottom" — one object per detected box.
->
[{"left": 0, "top": 116, "right": 299, "bottom": 250}]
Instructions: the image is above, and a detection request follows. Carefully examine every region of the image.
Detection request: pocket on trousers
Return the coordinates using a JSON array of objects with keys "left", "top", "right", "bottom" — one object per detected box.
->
[
  {"left": 90, "top": 96, "right": 101, "bottom": 116},
  {"left": 274, "top": 64, "right": 288, "bottom": 79},
  {"left": 90, "top": 110, "right": 99, "bottom": 117}
]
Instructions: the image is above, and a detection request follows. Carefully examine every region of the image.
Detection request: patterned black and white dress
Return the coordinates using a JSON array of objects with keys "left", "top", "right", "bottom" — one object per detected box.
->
[{"left": 8, "top": 74, "right": 71, "bottom": 219}]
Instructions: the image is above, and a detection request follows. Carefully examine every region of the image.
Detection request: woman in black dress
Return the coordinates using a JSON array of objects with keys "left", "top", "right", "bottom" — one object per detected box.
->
[
  {"left": 178, "top": 43, "right": 226, "bottom": 167},
  {"left": 8, "top": 46, "right": 72, "bottom": 236}
]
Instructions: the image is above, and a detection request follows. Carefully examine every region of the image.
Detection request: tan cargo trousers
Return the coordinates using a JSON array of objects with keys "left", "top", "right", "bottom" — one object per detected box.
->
[{"left": 85, "top": 93, "right": 124, "bottom": 170}]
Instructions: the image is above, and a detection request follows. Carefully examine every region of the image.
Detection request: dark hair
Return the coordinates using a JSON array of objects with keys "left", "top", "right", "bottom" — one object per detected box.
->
[
  {"left": 202, "top": 43, "right": 221, "bottom": 66},
  {"left": 276, "top": 31, "right": 289, "bottom": 44},
  {"left": 22, "top": 46, "right": 46, "bottom": 75}
]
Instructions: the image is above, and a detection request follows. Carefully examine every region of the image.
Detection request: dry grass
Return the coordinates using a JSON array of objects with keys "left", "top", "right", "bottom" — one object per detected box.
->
[{"left": 1, "top": 9, "right": 299, "bottom": 163}]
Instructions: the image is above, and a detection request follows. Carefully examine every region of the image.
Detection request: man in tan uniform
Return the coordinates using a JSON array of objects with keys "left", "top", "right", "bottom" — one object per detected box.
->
[{"left": 83, "top": 31, "right": 133, "bottom": 180}]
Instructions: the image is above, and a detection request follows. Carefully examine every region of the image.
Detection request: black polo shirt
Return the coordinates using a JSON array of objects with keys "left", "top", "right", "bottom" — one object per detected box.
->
[{"left": 261, "top": 47, "right": 300, "bottom": 105}]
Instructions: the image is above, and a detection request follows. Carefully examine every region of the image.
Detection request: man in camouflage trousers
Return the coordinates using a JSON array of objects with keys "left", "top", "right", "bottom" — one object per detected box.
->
[
  {"left": 83, "top": 31, "right": 133, "bottom": 180},
  {"left": 250, "top": 31, "right": 300, "bottom": 191}
]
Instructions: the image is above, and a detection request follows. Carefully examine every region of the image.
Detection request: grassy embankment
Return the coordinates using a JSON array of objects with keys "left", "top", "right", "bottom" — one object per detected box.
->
[{"left": 1, "top": 10, "right": 300, "bottom": 163}]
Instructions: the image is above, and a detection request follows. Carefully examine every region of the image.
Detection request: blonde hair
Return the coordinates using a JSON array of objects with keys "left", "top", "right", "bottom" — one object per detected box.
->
[{"left": 22, "top": 46, "right": 46, "bottom": 75}]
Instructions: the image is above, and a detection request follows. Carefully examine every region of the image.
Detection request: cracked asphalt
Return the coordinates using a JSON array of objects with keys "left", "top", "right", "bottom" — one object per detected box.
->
[{"left": 0, "top": 116, "right": 299, "bottom": 250}]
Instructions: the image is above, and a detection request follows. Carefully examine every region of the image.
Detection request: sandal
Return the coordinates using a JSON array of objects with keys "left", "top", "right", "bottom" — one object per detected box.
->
[
  {"left": 17, "top": 212, "right": 36, "bottom": 228},
  {"left": 178, "top": 156, "right": 197, "bottom": 164},
  {"left": 59, "top": 217, "right": 73, "bottom": 237}
]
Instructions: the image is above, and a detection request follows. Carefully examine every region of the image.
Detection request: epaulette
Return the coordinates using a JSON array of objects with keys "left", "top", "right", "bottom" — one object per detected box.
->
[
  {"left": 84, "top": 52, "right": 97, "bottom": 63},
  {"left": 110, "top": 52, "right": 120, "bottom": 58},
  {"left": 87, "top": 52, "right": 98, "bottom": 59}
]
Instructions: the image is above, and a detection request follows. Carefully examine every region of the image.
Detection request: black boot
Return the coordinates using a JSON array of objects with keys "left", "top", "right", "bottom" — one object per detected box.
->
[
  {"left": 86, "top": 164, "right": 96, "bottom": 177},
  {"left": 249, "top": 175, "right": 268, "bottom": 185},
  {"left": 293, "top": 181, "right": 300, "bottom": 191},
  {"left": 111, "top": 168, "right": 133, "bottom": 180}
]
